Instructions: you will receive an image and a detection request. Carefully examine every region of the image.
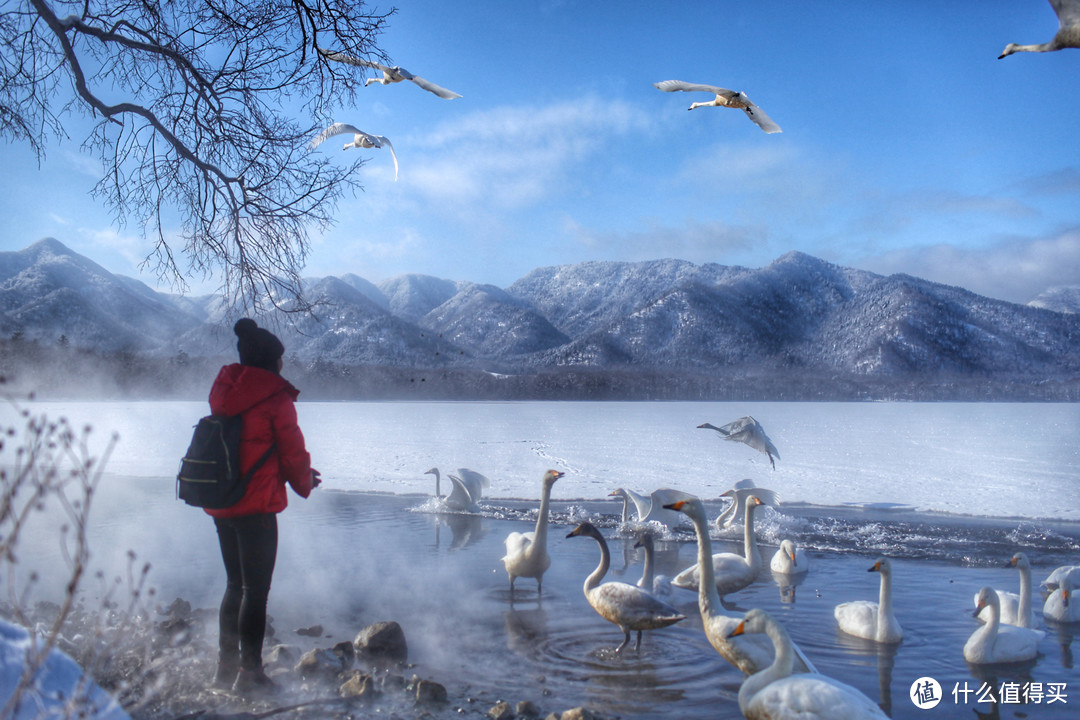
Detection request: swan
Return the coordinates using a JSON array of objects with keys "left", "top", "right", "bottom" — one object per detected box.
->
[
  {"left": 609, "top": 487, "right": 686, "bottom": 528},
  {"left": 729, "top": 609, "right": 889, "bottom": 719},
  {"left": 1041, "top": 564, "right": 1080, "bottom": 592},
  {"left": 309, "top": 123, "right": 399, "bottom": 181},
  {"left": 671, "top": 494, "right": 764, "bottom": 597},
  {"left": 966, "top": 587, "right": 1044, "bottom": 664},
  {"left": 975, "top": 552, "right": 1034, "bottom": 629},
  {"left": 502, "top": 469, "right": 564, "bottom": 594},
  {"left": 771, "top": 540, "right": 810, "bottom": 576},
  {"left": 566, "top": 522, "right": 686, "bottom": 652},
  {"left": 698, "top": 417, "right": 780, "bottom": 469},
  {"left": 715, "top": 479, "right": 780, "bottom": 530},
  {"left": 999, "top": 0, "right": 1080, "bottom": 58},
  {"left": 1043, "top": 574, "right": 1080, "bottom": 623},
  {"left": 834, "top": 558, "right": 903, "bottom": 644},
  {"left": 663, "top": 496, "right": 815, "bottom": 675},
  {"left": 634, "top": 530, "right": 673, "bottom": 599},
  {"left": 425, "top": 467, "right": 487, "bottom": 512},
  {"left": 318, "top": 49, "right": 462, "bottom": 99},
  {"left": 654, "top": 80, "right": 781, "bottom": 134}
]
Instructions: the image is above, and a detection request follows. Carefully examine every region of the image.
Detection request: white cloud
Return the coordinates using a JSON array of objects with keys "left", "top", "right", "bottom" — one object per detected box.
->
[{"left": 856, "top": 228, "right": 1080, "bottom": 304}]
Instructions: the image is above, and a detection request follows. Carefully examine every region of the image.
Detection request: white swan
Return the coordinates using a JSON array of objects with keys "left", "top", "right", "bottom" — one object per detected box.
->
[
  {"left": 502, "top": 469, "right": 564, "bottom": 594},
  {"left": 999, "top": 0, "right": 1080, "bottom": 58},
  {"left": 425, "top": 467, "right": 489, "bottom": 512},
  {"left": 975, "top": 552, "right": 1034, "bottom": 629},
  {"left": 1041, "top": 564, "right": 1080, "bottom": 592},
  {"left": 698, "top": 417, "right": 780, "bottom": 469},
  {"left": 771, "top": 540, "right": 810, "bottom": 576},
  {"left": 966, "top": 587, "right": 1044, "bottom": 664},
  {"left": 730, "top": 609, "right": 888, "bottom": 719},
  {"left": 609, "top": 487, "right": 686, "bottom": 528},
  {"left": 319, "top": 49, "right": 462, "bottom": 99},
  {"left": 1044, "top": 574, "right": 1080, "bottom": 623},
  {"left": 672, "top": 494, "right": 763, "bottom": 597},
  {"left": 309, "top": 123, "right": 399, "bottom": 181},
  {"left": 654, "top": 80, "right": 781, "bottom": 134},
  {"left": 566, "top": 522, "right": 686, "bottom": 652},
  {"left": 834, "top": 558, "right": 903, "bottom": 644},
  {"left": 715, "top": 479, "right": 780, "bottom": 530},
  {"left": 634, "top": 530, "right": 673, "bottom": 598},
  {"left": 663, "top": 496, "right": 815, "bottom": 675}
]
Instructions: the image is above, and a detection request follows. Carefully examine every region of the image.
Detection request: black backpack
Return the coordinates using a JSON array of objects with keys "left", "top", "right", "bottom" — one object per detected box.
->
[{"left": 177, "top": 414, "right": 274, "bottom": 509}]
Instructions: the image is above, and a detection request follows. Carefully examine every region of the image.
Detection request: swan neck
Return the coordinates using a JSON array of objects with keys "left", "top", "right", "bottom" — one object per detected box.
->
[
  {"left": 534, "top": 480, "right": 553, "bottom": 546},
  {"left": 639, "top": 541, "right": 655, "bottom": 589},
  {"left": 618, "top": 495, "right": 630, "bottom": 523},
  {"left": 877, "top": 568, "right": 894, "bottom": 632},
  {"left": 740, "top": 619, "right": 795, "bottom": 712},
  {"left": 1018, "top": 565, "right": 1032, "bottom": 626},
  {"left": 743, "top": 501, "right": 761, "bottom": 568},
  {"left": 585, "top": 534, "right": 610, "bottom": 593},
  {"left": 689, "top": 508, "right": 723, "bottom": 616}
]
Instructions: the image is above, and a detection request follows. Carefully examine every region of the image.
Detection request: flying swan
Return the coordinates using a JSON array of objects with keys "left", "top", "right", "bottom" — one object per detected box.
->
[
  {"left": 319, "top": 49, "right": 462, "bottom": 99},
  {"left": 654, "top": 80, "right": 781, "bottom": 134},
  {"left": 664, "top": 496, "right": 816, "bottom": 675},
  {"left": 502, "top": 469, "right": 564, "bottom": 595},
  {"left": 975, "top": 552, "right": 1034, "bottom": 629},
  {"left": 966, "top": 587, "right": 1044, "bottom": 664},
  {"left": 566, "top": 522, "right": 686, "bottom": 652},
  {"left": 698, "top": 417, "right": 781, "bottom": 469},
  {"left": 309, "top": 123, "right": 399, "bottom": 181},
  {"left": 999, "top": 0, "right": 1080, "bottom": 58},
  {"left": 834, "top": 557, "right": 903, "bottom": 644},
  {"left": 729, "top": 609, "right": 889, "bottom": 719}
]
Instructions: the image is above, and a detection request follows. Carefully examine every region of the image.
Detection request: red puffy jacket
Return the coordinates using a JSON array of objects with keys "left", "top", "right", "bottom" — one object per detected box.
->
[{"left": 204, "top": 364, "right": 314, "bottom": 518}]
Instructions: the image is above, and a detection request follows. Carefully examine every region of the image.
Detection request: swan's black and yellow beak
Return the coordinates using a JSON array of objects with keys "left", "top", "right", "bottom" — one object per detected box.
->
[
  {"left": 566, "top": 523, "right": 589, "bottom": 539},
  {"left": 868, "top": 561, "right": 883, "bottom": 573},
  {"left": 1065, "top": 589, "right": 1071, "bottom": 608},
  {"left": 663, "top": 500, "right": 687, "bottom": 511},
  {"left": 728, "top": 620, "right": 747, "bottom": 639},
  {"left": 972, "top": 600, "right": 986, "bottom": 618}
]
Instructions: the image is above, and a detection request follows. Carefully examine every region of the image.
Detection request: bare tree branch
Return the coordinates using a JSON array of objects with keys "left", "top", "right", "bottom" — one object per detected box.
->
[{"left": 1, "top": 0, "right": 394, "bottom": 313}]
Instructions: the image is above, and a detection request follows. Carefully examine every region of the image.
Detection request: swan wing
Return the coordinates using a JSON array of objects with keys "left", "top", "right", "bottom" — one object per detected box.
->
[
  {"left": 654, "top": 79, "right": 735, "bottom": 97},
  {"left": 503, "top": 531, "right": 533, "bottom": 560},
  {"left": 747, "top": 674, "right": 888, "bottom": 719},
  {"left": 309, "top": 123, "right": 364, "bottom": 149},
  {"left": 456, "top": 468, "right": 491, "bottom": 500},
  {"left": 406, "top": 75, "right": 463, "bottom": 99},
  {"left": 319, "top": 50, "right": 388, "bottom": 72},
  {"left": 444, "top": 475, "right": 476, "bottom": 511},
  {"left": 590, "top": 582, "right": 686, "bottom": 630},
  {"left": 741, "top": 98, "right": 782, "bottom": 134},
  {"left": 834, "top": 601, "right": 878, "bottom": 639},
  {"left": 1053, "top": 0, "right": 1080, "bottom": 29}
]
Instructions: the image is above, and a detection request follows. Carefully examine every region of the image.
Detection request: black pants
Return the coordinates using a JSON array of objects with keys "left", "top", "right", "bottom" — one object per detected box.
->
[{"left": 214, "top": 513, "right": 278, "bottom": 671}]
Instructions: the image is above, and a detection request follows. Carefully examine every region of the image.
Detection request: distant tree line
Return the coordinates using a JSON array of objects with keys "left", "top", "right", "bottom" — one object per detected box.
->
[{"left": 2, "top": 336, "right": 1078, "bottom": 402}]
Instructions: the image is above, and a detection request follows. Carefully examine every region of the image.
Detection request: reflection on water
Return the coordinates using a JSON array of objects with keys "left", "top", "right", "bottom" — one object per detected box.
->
[{"left": 28, "top": 483, "right": 1080, "bottom": 720}]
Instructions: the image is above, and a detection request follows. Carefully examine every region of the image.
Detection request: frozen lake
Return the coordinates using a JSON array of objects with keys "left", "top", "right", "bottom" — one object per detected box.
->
[
  {"left": 7, "top": 399, "right": 1079, "bottom": 520},
  {"left": 4, "top": 399, "right": 1080, "bottom": 719}
]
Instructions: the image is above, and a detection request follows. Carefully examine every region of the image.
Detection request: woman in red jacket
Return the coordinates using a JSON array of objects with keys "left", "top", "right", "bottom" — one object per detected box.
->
[{"left": 208, "top": 318, "right": 319, "bottom": 695}]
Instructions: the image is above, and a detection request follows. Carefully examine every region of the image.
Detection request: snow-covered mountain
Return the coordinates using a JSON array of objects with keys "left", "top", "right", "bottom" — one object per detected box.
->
[
  {"left": 3, "top": 239, "right": 1079, "bottom": 388},
  {"left": 1029, "top": 285, "right": 1080, "bottom": 314}
]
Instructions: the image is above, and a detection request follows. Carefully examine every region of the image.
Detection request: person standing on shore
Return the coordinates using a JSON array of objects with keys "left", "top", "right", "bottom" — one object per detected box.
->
[{"left": 205, "top": 318, "right": 320, "bottom": 694}]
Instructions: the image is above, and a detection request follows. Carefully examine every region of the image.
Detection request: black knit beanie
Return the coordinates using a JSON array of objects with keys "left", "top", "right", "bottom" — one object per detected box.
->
[{"left": 234, "top": 318, "right": 285, "bottom": 373}]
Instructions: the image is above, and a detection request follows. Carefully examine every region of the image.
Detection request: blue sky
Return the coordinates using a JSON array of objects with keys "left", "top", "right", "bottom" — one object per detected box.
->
[{"left": 2, "top": 1, "right": 1079, "bottom": 304}]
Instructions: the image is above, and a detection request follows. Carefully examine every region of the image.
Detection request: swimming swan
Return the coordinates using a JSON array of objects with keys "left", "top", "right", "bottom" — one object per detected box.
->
[
  {"left": 1041, "top": 564, "right": 1080, "bottom": 592},
  {"left": 771, "top": 540, "right": 810, "bottom": 576},
  {"left": 425, "top": 467, "right": 488, "bottom": 512},
  {"left": 635, "top": 530, "right": 673, "bottom": 598},
  {"left": 309, "top": 123, "right": 399, "bottom": 181},
  {"left": 319, "top": 49, "right": 462, "bottom": 99},
  {"left": 654, "top": 80, "right": 781, "bottom": 134},
  {"left": 999, "top": 0, "right": 1080, "bottom": 58},
  {"left": 609, "top": 487, "right": 686, "bottom": 528},
  {"left": 502, "top": 469, "right": 564, "bottom": 594},
  {"left": 664, "top": 496, "right": 815, "bottom": 675},
  {"left": 567, "top": 522, "right": 686, "bottom": 652},
  {"left": 698, "top": 417, "right": 781, "bottom": 469},
  {"left": 975, "top": 552, "right": 1034, "bottom": 628},
  {"left": 716, "top": 480, "right": 780, "bottom": 530},
  {"left": 730, "top": 609, "right": 888, "bottom": 719},
  {"left": 1043, "top": 574, "right": 1080, "bottom": 623},
  {"left": 966, "top": 587, "right": 1044, "bottom": 664},
  {"left": 834, "top": 558, "right": 903, "bottom": 644},
  {"left": 672, "top": 494, "right": 764, "bottom": 597}
]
